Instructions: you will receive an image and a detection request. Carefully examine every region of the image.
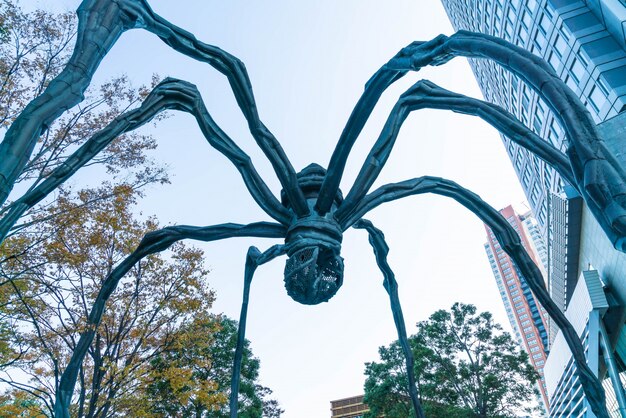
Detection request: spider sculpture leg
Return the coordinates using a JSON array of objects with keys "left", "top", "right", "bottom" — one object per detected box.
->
[
  {"left": 230, "top": 244, "right": 286, "bottom": 417},
  {"left": 54, "top": 222, "right": 287, "bottom": 418},
  {"left": 0, "top": 78, "right": 291, "bottom": 242},
  {"left": 339, "top": 176, "right": 610, "bottom": 418},
  {"left": 0, "top": 0, "right": 309, "bottom": 216},
  {"left": 333, "top": 79, "right": 576, "bottom": 221},
  {"left": 321, "top": 31, "right": 626, "bottom": 253},
  {"left": 353, "top": 219, "right": 425, "bottom": 418}
]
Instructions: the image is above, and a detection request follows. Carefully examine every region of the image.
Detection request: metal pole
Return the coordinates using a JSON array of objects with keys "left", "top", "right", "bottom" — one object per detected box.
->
[{"left": 599, "top": 322, "right": 626, "bottom": 417}]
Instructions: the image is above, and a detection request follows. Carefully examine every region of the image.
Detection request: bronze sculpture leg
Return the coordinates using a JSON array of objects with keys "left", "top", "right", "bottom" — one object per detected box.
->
[
  {"left": 354, "top": 219, "right": 426, "bottom": 418},
  {"left": 230, "top": 245, "right": 285, "bottom": 417},
  {"left": 342, "top": 176, "right": 609, "bottom": 418},
  {"left": 54, "top": 222, "right": 286, "bottom": 418}
]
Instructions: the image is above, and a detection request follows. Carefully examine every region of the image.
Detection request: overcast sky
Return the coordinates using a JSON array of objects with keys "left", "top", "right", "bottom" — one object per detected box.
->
[{"left": 24, "top": 0, "right": 529, "bottom": 416}]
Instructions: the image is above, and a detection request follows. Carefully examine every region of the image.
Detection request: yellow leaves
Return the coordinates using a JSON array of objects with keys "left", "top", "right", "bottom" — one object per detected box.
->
[
  {"left": 0, "top": 391, "right": 47, "bottom": 417},
  {"left": 195, "top": 381, "right": 228, "bottom": 411},
  {"left": 32, "top": 367, "right": 46, "bottom": 376},
  {"left": 163, "top": 366, "right": 193, "bottom": 393},
  {"left": 147, "top": 364, "right": 227, "bottom": 412},
  {"left": 1, "top": 178, "right": 219, "bottom": 417}
]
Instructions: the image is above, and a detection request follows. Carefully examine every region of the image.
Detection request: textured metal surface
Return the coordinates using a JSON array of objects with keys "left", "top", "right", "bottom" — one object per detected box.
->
[
  {"left": 284, "top": 246, "right": 344, "bottom": 305},
  {"left": 0, "top": 1, "right": 622, "bottom": 417},
  {"left": 354, "top": 219, "right": 426, "bottom": 418}
]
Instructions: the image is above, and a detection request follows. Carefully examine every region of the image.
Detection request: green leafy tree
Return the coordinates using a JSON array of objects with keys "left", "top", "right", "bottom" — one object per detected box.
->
[
  {"left": 364, "top": 303, "right": 539, "bottom": 418},
  {"left": 140, "top": 315, "right": 283, "bottom": 418}
]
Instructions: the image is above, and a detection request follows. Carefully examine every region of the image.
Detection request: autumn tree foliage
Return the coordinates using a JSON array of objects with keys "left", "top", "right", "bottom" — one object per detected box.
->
[
  {"left": 364, "top": 303, "right": 539, "bottom": 418},
  {"left": 0, "top": 184, "right": 283, "bottom": 417},
  {"left": 0, "top": 0, "right": 168, "bottom": 242},
  {"left": 143, "top": 316, "right": 283, "bottom": 418},
  {"left": 0, "top": 2, "right": 283, "bottom": 416},
  {"left": 0, "top": 185, "right": 212, "bottom": 415}
]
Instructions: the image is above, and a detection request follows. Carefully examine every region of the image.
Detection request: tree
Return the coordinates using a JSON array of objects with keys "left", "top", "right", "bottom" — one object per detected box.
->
[
  {"left": 363, "top": 336, "right": 474, "bottom": 418},
  {"left": 364, "top": 303, "right": 539, "bottom": 418},
  {"left": 0, "top": 184, "right": 214, "bottom": 416},
  {"left": 0, "top": 0, "right": 167, "bottom": 243},
  {"left": 0, "top": 3, "right": 167, "bottom": 413},
  {"left": 0, "top": 184, "right": 283, "bottom": 417},
  {"left": 139, "top": 315, "right": 283, "bottom": 418},
  {"left": 0, "top": 4, "right": 283, "bottom": 416}
]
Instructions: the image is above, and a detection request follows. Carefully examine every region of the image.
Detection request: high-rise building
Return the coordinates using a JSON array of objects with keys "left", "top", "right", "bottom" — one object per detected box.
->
[
  {"left": 484, "top": 205, "right": 551, "bottom": 409},
  {"left": 440, "top": 0, "right": 626, "bottom": 315},
  {"left": 443, "top": 0, "right": 626, "bottom": 415},
  {"left": 544, "top": 269, "right": 626, "bottom": 417}
]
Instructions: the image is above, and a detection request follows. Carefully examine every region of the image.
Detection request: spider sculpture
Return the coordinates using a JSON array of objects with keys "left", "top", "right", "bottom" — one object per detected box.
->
[{"left": 1, "top": 1, "right": 625, "bottom": 418}]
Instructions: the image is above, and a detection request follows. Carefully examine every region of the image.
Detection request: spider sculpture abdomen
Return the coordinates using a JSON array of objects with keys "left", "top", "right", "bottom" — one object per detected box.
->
[{"left": 282, "top": 164, "right": 345, "bottom": 305}]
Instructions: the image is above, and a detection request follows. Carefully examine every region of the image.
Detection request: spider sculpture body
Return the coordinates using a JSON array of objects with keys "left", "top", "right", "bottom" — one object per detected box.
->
[
  {"left": 1, "top": 1, "right": 626, "bottom": 417},
  {"left": 281, "top": 164, "right": 345, "bottom": 305}
]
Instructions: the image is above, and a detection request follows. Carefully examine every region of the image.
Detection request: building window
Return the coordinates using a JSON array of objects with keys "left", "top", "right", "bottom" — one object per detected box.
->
[
  {"left": 521, "top": 11, "right": 531, "bottom": 29},
  {"left": 554, "top": 33, "right": 569, "bottom": 59},
  {"left": 538, "top": 14, "right": 552, "bottom": 35},
  {"left": 548, "top": 51, "right": 560, "bottom": 71},
  {"left": 588, "top": 84, "right": 607, "bottom": 112},
  {"left": 522, "top": 169, "right": 532, "bottom": 187},
  {"left": 534, "top": 30, "right": 547, "bottom": 53},
  {"left": 564, "top": 74, "right": 577, "bottom": 92},
  {"left": 515, "top": 151, "right": 524, "bottom": 171},
  {"left": 504, "top": 20, "right": 514, "bottom": 39},
  {"left": 522, "top": 87, "right": 531, "bottom": 109},
  {"left": 517, "top": 26, "right": 529, "bottom": 45},
  {"left": 538, "top": 202, "right": 547, "bottom": 225},
  {"left": 532, "top": 104, "right": 544, "bottom": 133},
  {"left": 570, "top": 57, "right": 586, "bottom": 83},
  {"left": 530, "top": 183, "right": 540, "bottom": 205}
]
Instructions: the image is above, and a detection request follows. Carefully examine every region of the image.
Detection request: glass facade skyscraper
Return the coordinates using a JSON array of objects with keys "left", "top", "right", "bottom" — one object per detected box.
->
[
  {"left": 440, "top": 0, "right": 626, "bottom": 316},
  {"left": 442, "top": 0, "right": 626, "bottom": 415}
]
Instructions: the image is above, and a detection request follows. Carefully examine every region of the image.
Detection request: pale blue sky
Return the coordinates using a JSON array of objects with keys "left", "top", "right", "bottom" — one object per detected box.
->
[{"left": 25, "top": 0, "right": 528, "bottom": 416}]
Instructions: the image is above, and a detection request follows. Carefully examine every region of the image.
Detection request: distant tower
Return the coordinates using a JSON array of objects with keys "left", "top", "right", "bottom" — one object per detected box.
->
[{"left": 484, "top": 205, "right": 551, "bottom": 410}]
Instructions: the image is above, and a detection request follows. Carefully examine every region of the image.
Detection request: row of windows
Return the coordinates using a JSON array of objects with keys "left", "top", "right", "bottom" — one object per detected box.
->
[{"left": 462, "top": 0, "right": 624, "bottom": 237}]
